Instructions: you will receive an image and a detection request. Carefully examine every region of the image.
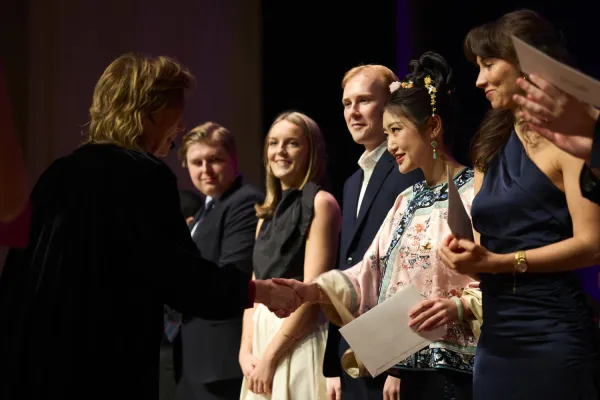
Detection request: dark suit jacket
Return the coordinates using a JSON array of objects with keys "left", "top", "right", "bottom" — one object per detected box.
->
[
  {"left": 177, "top": 176, "right": 264, "bottom": 395},
  {"left": 323, "top": 150, "right": 423, "bottom": 377}
]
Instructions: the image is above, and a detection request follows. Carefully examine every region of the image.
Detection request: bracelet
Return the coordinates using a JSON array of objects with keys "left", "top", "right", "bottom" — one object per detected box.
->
[{"left": 451, "top": 296, "right": 464, "bottom": 323}]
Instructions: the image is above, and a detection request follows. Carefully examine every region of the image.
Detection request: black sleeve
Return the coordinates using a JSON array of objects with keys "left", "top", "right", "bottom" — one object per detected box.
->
[
  {"left": 133, "top": 165, "right": 251, "bottom": 320},
  {"left": 581, "top": 116, "right": 600, "bottom": 205},
  {"left": 323, "top": 324, "right": 343, "bottom": 377},
  {"left": 580, "top": 163, "right": 600, "bottom": 206},
  {"left": 219, "top": 190, "right": 263, "bottom": 276}
]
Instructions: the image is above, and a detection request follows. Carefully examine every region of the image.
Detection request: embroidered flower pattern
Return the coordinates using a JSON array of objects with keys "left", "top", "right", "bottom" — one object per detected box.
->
[{"left": 368, "top": 168, "right": 477, "bottom": 373}]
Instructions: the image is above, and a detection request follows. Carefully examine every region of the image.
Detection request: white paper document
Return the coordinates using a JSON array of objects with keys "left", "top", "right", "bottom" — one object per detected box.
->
[
  {"left": 447, "top": 166, "right": 474, "bottom": 241},
  {"left": 339, "top": 284, "right": 445, "bottom": 377},
  {"left": 512, "top": 36, "right": 600, "bottom": 107}
]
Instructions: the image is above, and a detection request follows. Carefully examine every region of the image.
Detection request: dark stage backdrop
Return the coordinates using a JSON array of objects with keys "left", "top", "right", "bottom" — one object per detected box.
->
[
  {"left": 261, "top": 0, "right": 599, "bottom": 201},
  {"left": 260, "top": 0, "right": 400, "bottom": 201}
]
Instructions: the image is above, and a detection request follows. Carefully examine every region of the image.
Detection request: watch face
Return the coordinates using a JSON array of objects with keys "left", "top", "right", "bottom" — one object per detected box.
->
[{"left": 516, "top": 263, "right": 527, "bottom": 273}]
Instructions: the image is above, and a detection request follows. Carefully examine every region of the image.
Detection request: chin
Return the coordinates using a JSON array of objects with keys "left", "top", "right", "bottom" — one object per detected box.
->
[
  {"left": 398, "top": 163, "right": 417, "bottom": 175},
  {"left": 350, "top": 129, "right": 369, "bottom": 143}
]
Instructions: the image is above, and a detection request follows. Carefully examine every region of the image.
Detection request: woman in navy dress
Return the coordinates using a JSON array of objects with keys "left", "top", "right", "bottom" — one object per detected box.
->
[{"left": 438, "top": 10, "right": 600, "bottom": 399}]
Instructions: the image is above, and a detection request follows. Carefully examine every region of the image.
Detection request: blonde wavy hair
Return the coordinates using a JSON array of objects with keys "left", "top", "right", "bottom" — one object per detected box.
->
[
  {"left": 84, "top": 53, "right": 195, "bottom": 150},
  {"left": 255, "top": 111, "right": 327, "bottom": 219}
]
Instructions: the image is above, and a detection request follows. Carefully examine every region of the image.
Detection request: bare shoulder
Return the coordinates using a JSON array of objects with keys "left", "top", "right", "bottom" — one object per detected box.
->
[{"left": 314, "top": 190, "right": 341, "bottom": 215}]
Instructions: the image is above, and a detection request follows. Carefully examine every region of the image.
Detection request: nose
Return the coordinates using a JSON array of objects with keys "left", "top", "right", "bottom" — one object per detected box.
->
[
  {"left": 387, "top": 135, "right": 397, "bottom": 154},
  {"left": 475, "top": 70, "right": 487, "bottom": 89},
  {"left": 350, "top": 103, "right": 361, "bottom": 119},
  {"left": 276, "top": 143, "right": 287, "bottom": 156}
]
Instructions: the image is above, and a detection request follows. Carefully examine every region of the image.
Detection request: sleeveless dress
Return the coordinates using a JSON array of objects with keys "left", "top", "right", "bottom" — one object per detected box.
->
[
  {"left": 470, "top": 132, "right": 600, "bottom": 399},
  {"left": 239, "top": 182, "right": 328, "bottom": 400}
]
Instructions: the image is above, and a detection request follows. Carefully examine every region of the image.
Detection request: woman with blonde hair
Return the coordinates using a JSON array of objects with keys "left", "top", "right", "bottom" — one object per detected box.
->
[
  {"left": 0, "top": 54, "right": 299, "bottom": 399},
  {"left": 239, "top": 111, "right": 341, "bottom": 399}
]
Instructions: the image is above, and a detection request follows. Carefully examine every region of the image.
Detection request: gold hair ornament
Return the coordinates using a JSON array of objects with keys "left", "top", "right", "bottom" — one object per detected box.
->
[{"left": 389, "top": 76, "right": 437, "bottom": 116}]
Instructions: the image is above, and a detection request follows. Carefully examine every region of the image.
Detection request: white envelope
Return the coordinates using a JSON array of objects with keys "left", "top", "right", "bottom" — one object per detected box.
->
[
  {"left": 447, "top": 166, "right": 474, "bottom": 241},
  {"left": 339, "top": 284, "right": 445, "bottom": 377},
  {"left": 512, "top": 36, "right": 600, "bottom": 107}
]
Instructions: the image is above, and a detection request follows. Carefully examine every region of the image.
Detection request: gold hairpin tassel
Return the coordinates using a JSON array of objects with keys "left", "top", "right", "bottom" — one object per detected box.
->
[{"left": 424, "top": 76, "right": 437, "bottom": 116}]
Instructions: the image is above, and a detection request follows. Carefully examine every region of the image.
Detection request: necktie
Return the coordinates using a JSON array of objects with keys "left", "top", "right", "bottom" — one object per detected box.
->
[
  {"left": 191, "top": 200, "right": 214, "bottom": 240},
  {"left": 164, "top": 200, "right": 215, "bottom": 342}
]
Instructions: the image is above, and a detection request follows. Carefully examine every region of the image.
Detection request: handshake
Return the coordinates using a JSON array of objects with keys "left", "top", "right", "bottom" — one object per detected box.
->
[{"left": 253, "top": 278, "right": 324, "bottom": 318}]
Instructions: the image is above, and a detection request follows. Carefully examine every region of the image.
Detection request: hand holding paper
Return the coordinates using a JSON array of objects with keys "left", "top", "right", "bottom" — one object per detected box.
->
[
  {"left": 511, "top": 36, "right": 600, "bottom": 108},
  {"left": 511, "top": 36, "right": 600, "bottom": 162},
  {"left": 339, "top": 285, "right": 445, "bottom": 377}
]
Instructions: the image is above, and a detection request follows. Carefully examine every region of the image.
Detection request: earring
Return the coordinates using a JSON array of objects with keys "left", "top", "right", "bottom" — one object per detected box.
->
[{"left": 431, "top": 140, "right": 438, "bottom": 160}]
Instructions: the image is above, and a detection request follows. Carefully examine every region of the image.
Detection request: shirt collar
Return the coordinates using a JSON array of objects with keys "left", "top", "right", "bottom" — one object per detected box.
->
[{"left": 357, "top": 140, "right": 388, "bottom": 171}]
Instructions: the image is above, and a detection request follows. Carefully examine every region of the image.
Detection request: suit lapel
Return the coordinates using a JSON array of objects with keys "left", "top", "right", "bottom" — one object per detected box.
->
[
  {"left": 351, "top": 151, "right": 395, "bottom": 240},
  {"left": 188, "top": 176, "right": 243, "bottom": 237},
  {"left": 343, "top": 171, "right": 361, "bottom": 229}
]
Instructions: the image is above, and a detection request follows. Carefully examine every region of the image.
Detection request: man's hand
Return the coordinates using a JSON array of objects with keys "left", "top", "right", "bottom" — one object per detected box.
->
[
  {"left": 271, "top": 278, "right": 322, "bottom": 304},
  {"left": 253, "top": 279, "right": 301, "bottom": 318},
  {"left": 326, "top": 377, "right": 342, "bottom": 400},
  {"left": 383, "top": 375, "right": 401, "bottom": 400}
]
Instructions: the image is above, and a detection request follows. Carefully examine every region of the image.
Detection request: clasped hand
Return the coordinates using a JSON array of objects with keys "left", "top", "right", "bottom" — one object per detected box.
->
[
  {"left": 437, "top": 233, "right": 500, "bottom": 274},
  {"left": 255, "top": 278, "right": 317, "bottom": 318}
]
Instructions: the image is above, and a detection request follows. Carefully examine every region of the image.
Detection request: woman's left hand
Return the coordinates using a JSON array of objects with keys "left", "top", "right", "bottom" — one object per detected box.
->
[
  {"left": 408, "top": 297, "right": 458, "bottom": 332},
  {"left": 438, "top": 234, "right": 500, "bottom": 274},
  {"left": 248, "top": 355, "right": 277, "bottom": 395}
]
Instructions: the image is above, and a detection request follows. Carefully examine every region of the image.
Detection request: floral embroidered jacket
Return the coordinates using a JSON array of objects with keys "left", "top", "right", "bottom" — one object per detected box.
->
[{"left": 318, "top": 167, "right": 479, "bottom": 374}]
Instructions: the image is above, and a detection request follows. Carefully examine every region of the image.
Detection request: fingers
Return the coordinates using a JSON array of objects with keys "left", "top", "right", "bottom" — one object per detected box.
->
[
  {"left": 418, "top": 312, "right": 446, "bottom": 332},
  {"left": 448, "top": 237, "right": 464, "bottom": 253},
  {"left": 326, "top": 387, "right": 335, "bottom": 400},
  {"left": 326, "top": 377, "right": 342, "bottom": 400},
  {"left": 456, "top": 238, "right": 477, "bottom": 251},
  {"left": 513, "top": 93, "right": 552, "bottom": 122},
  {"left": 527, "top": 74, "right": 563, "bottom": 99},
  {"left": 408, "top": 299, "right": 433, "bottom": 319},
  {"left": 271, "top": 277, "right": 296, "bottom": 287},
  {"left": 516, "top": 77, "right": 554, "bottom": 110},
  {"left": 383, "top": 376, "right": 401, "bottom": 400},
  {"left": 442, "top": 233, "right": 456, "bottom": 247},
  {"left": 517, "top": 108, "right": 549, "bottom": 127},
  {"left": 408, "top": 300, "right": 439, "bottom": 328}
]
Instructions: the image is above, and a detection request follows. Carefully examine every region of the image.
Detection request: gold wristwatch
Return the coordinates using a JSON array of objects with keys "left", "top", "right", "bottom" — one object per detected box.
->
[{"left": 514, "top": 250, "right": 528, "bottom": 273}]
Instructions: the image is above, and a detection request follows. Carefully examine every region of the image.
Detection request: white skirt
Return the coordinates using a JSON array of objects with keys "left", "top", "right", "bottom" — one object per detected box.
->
[{"left": 239, "top": 304, "right": 328, "bottom": 400}]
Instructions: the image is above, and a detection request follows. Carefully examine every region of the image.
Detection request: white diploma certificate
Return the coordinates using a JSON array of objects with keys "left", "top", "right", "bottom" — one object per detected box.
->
[{"left": 339, "top": 284, "right": 445, "bottom": 377}]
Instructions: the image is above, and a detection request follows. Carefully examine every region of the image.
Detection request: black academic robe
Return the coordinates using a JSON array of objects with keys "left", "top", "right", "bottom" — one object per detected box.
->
[{"left": 0, "top": 143, "right": 251, "bottom": 400}]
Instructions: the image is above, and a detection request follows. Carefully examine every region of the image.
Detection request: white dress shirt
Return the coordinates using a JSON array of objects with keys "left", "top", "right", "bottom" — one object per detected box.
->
[{"left": 356, "top": 141, "right": 388, "bottom": 217}]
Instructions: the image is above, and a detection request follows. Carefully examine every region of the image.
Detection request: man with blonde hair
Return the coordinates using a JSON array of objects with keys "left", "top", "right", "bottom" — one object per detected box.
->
[
  {"left": 322, "top": 65, "right": 423, "bottom": 400},
  {"left": 0, "top": 54, "right": 299, "bottom": 400},
  {"left": 174, "top": 122, "right": 263, "bottom": 400}
]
